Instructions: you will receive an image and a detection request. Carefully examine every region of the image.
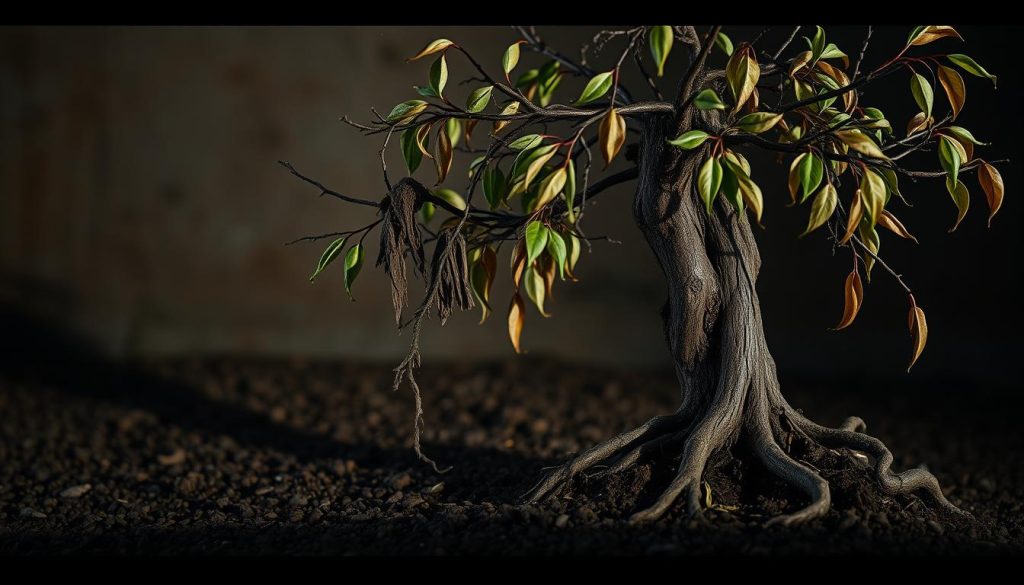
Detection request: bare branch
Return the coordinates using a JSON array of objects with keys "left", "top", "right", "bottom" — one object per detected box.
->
[{"left": 278, "top": 161, "right": 380, "bottom": 207}]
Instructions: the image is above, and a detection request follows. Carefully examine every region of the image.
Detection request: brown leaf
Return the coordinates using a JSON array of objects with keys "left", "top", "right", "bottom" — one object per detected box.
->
[
  {"left": 978, "top": 162, "right": 1004, "bottom": 227},
  {"left": 906, "top": 112, "right": 931, "bottom": 136},
  {"left": 598, "top": 108, "right": 626, "bottom": 169},
  {"left": 434, "top": 126, "right": 453, "bottom": 185},
  {"left": 415, "top": 123, "right": 434, "bottom": 159},
  {"left": 937, "top": 65, "right": 966, "bottom": 120},
  {"left": 833, "top": 267, "right": 863, "bottom": 330},
  {"left": 878, "top": 210, "right": 919, "bottom": 243},
  {"left": 507, "top": 293, "right": 525, "bottom": 354},
  {"left": 907, "top": 304, "right": 928, "bottom": 371},
  {"left": 840, "top": 189, "right": 864, "bottom": 245},
  {"left": 908, "top": 26, "right": 963, "bottom": 47},
  {"left": 510, "top": 239, "right": 527, "bottom": 287},
  {"left": 787, "top": 153, "right": 806, "bottom": 206},
  {"left": 541, "top": 255, "right": 556, "bottom": 300}
]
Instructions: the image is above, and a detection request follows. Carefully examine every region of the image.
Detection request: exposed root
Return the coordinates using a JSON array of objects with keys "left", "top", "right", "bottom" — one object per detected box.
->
[
  {"left": 523, "top": 411, "right": 687, "bottom": 504},
  {"left": 628, "top": 420, "right": 720, "bottom": 524}
]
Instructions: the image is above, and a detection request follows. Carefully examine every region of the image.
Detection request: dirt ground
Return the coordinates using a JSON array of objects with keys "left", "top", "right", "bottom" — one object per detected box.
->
[{"left": 1, "top": 355, "right": 1021, "bottom": 556}]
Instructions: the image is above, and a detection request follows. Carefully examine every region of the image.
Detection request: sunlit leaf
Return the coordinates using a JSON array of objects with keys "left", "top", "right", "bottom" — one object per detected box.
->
[
  {"left": 978, "top": 162, "right": 1004, "bottom": 227},
  {"left": 429, "top": 55, "right": 448, "bottom": 97},
  {"left": 840, "top": 189, "right": 864, "bottom": 244},
  {"left": 833, "top": 266, "right": 863, "bottom": 330},
  {"left": 715, "top": 32, "right": 734, "bottom": 56},
  {"left": 720, "top": 163, "right": 743, "bottom": 213},
  {"left": 667, "top": 129, "right": 710, "bottom": 150},
  {"left": 945, "top": 175, "right": 970, "bottom": 232},
  {"left": 789, "top": 50, "right": 812, "bottom": 77},
  {"left": 733, "top": 112, "right": 782, "bottom": 134},
  {"left": 798, "top": 153, "right": 824, "bottom": 203},
  {"left": 309, "top": 236, "right": 347, "bottom": 282},
  {"left": 910, "top": 73, "right": 934, "bottom": 118},
  {"left": 430, "top": 188, "right": 466, "bottom": 213},
  {"left": 508, "top": 134, "right": 544, "bottom": 151},
  {"left": 906, "top": 112, "right": 931, "bottom": 136},
  {"left": 860, "top": 168, "right": 887, "bottom": 225},
  {"left": 820, "top": 43, "right": 848, "bottom": 63},
  {"left": 836, "top": 130, "right": 888, "bottom": 159},
  {"left": 907, "top": 26, "right": 962, "bottom": 47},
  {"left": 800, "top": 183, "right": 837, "bottom": 237},
  {"left": 907, "top": 303, "right": 928, "bottom": 371},
  {"left": 936, "top": 65, "right": 965, "bottom": 120},
  {"left": 508, "top": 293, "right": 525, "bottom": 353},
  {"left": 546, "top": 230, "right": 567, "bottom": 280},
  {"left": 944, "top": 125, "right": 987, "bottom": 146},
  {"left": 723, "top": 155, "right": 763, "bottom": 225},
  {"left": 878, "top": 210, "right": 919, "bottom": 243},
  {"left": 536, "top": 167, "right": 567, "bottom": 209},
  {"left": 947, "top": 54, "right": 997, "bottom": 87},
  {"left": 649, "top": 25, "right": 673, "bottom": 77},
  {"left": 574, "top": 71, "right": 614, "bottom": 106},
  {"left": 343, "top": 244, "right": 364, "bottom": 301},
  {"left": 938, "top": 136, "right": 962, "bottom": 188},
  {"left": 697, "top": 156, "right": 723, "bottom": 215},
  {"left": 525, "top": 221, "right": 549, "bottom": 266},
  {"left": 503, "top": 41, "right": 523, "bottom": 80},
  {"left": 466, "top": 86, "right": 494, "bottom": 113},
  {"left": 809, "top": 26, "right": 826, "bottom": 58},
  {"left": 386, "top": 100, "right": 428, "bottom": 123},
  {"left": 787, "top": 153, "right": 807, "bottom": 205},
  {"left": 859, "top": 224, "right": 880, "bottom": 282},
  {"left": 693, "top": 88, "right": 726, "bottom": 111},
  {"left": 445, "top": 118, "right": 461, "bottom": 148},
  {"left": 408, "top": 38, "right": 454, "bottom": 61},
  {"left": 726, "top": 46, "right": 759, "bottom": 113},
  {"left": 522, "top": 145, "right": 558, "bottom": 190},
  {"left": 564, "top": 158, "right": 577, "bottom": 223},
  {"left": 419, "top": 201, "right": 435, "bottom": 224},
  {"left": 598, "top": 108, "right": 626, "bottom": 168},
  {"left": 492, "top": 102, "right": 518, "bottom": 135},
  {"left": 524, "top": 264, "right": 549, "bottom": 317},
  {"left": 566, "top": 232, "right": 582, "bottom": 280}
]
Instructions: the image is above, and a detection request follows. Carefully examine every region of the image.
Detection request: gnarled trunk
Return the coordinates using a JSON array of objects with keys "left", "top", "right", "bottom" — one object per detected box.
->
[{"left": 526, "top": 112, "right": 964, "bottom": 525}]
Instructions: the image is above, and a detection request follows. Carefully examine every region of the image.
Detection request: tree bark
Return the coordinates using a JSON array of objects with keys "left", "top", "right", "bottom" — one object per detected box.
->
[{"left": 525, "top": 106, "right": 965, "bottom": 526}]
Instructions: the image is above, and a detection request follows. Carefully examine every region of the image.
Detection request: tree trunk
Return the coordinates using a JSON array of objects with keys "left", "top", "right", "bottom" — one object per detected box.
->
[{"left": 525, "top": 110, "right": 964, "bottom": 526}]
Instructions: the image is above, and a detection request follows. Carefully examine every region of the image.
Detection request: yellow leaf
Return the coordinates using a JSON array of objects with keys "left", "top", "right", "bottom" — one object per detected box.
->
[
  {"left": 978, "top": 162, "right": 1004, "bottom": 227},
  {"left": 907, "top": 304, "right": 928, "bottom": 371},
  {"left": 726, "top": 46, "right": 760, "bottom": 113},
  {"left": 908, "top": 26, "right": 963, "bottom": 47},
  {"left": 833, "top": 267, "right": 863, "bottom": 330},
  {"left": 492, "top": 102, "right": 519, "bottom": 135},
  {"left": 415, "top": 123, "right": 434, "bottom": 159},
  {"left": 598, "top": 108, "right": 626, "bottom": 168},
  {"left": 408, "top": 39, "right": 454, "bottom": 61},
  {"left": 507, "top": 293, "right": 525, "bottom": 353},
  {"left": 840, "top": 189, "right": 864, "bottom": 245},
  {"left": 510, "top": 239, "right": 527, "bottom": 287},
  {"left": 788, "top": 153, "right": 807, "bottom": 205},
  {"left": 800, "top": 183, "right": 837, "bottom": 237},
  {"left": 946, "top": 175, "right": 970, "bottom": 232},
  {"left": 535, "top": 167, "right": 568, "bottom": 210},
  {"left": 906, "top": 112, "right": 932, "bottom": 136},
  {"left": 836, "top": 130, "right": 887, "bottom": 160},
  {"left": 523, "top": 147, "right": 558, "bottom": 190},
  {"left": 524, "top": 264, "right": 550, "bottom": 317},
  {"left": 878, "top": 210, "right": 919, "bottom": 243},
  {"left": 860, "top": 169, "right": 887, "bottom": 225},
  {"left": 937, "top": 65, "right": 966, "bottom": 120},
  {"left": 789, "top": 50, "right": 812, "bottom": 77}
]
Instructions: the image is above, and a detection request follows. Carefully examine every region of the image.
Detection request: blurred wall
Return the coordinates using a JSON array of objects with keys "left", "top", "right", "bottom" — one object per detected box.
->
[{"left": 1, "top": 25, "right": 1021, "bottom": 385}]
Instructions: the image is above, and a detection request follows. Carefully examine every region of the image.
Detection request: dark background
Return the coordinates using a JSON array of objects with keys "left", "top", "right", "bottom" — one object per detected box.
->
[{"left": 1, "top": 25, "right": 1020, "bottom": 386}]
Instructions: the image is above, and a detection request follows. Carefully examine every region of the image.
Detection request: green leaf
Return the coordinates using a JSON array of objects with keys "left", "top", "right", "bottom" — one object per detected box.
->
[
  {"left": 810, "top": 26, "right": 826, "bottom": 58},
  {"left": 431, "top": 187, "right": 466, "bottom": 211},
  {"left": 880, "top": 167, "right": 905, "bottom": 205},
  {"left": 400, "top": 128, "right": 423, "bottom": 173},
  {"left": 445, "top": 118, "right": 461, "bottom": 148},
  {"left": 733, "top": 112, "right": 782, "bottom": 134},
  {"left": 466, "top": 86, "right": 494, "bottom": 113},
  {"left": 836, "top": 130, "right": 888, "bottom": 159},
  {"left": 502, "top": 42, "right": 522, "bottom": 78},
  {"left": 714, "top": 32, "right": 733, "bottom": 56},
  {"left": 511, "top": 143, "right": 557, "bottom": 181},
  {"left": 667, "top": 129, "right": 710, "bottom": 150},
  {"left": 429, "top": 55, "right": 448, "bottom": 97},
  {"left": 694, "top": 89, "right": 727, "bottom": 111},
  {"left": 546, "top": 230, "right": 567, "bottom": 280},
  {"left": 800, "top": 183, "right": 837, "bottom": 237},
  {"left": 468, "top": 156, "right": 486, "bottom": 178},
  {"left": 860, "top": 169, "right": 887, "bottom": 225},
  {"left": 910, "top": 73, "right": 933, "bottom": 117},
  {"left": 408, "top": 39, "right": 454, "bottom": 61},
  {"left": 525, "top": 221, "right": 549, "bottom": 266},
  {"left": 567, "top": 233, "right": 582, "bottom": 276},
  {"left": 697, "top": 156, "right": 723, "bottom": 215},
  {"left": 565, "top": 158, "right": 577, "bottom": 223},
  {"left": 515, "top": 69, "right": 539, "bottom": 88},
  {"left": 649, "top": 26, "right": 673, "bottom": 77},
  {"left": 309, "top": 236, "right": 347, "bottom": 282},
  {"left": 574, "top": 71, "right": 614, "bottom": 106},
  {"left": 944, "top": 126, "right": 987, "bottom": 145},
  {"left": 414, "top": 86, "right": 437, "bottom": 98},
  {"left": 483, "top": 167, "right": 506, "bottom": 210},
  {"left": 798, "top": 153, "right": 824, "bottom": 203},
  {"left": 720, "top": 164, "right": 742, "bottom": 213},
  {"left": 947, "top": 54, "right": 997, "bottom": 87},
  {"left": 524, "top": 264, "right": 548, "bottom": 317},
  {"left": 508, "top": 134, "right": 544, "bottom": 151},
  {"left": 386, "top": 100, "right": 428, "bottom": 122},
  {"left": 946, "top": 175, "right": 970, "bottom": 232},
  {"left": 938, "top": 136, "right": 962, "bottom": 188},
  {"left": 537, "top": 61, "right": 562, "bottom": 107},
  {"left": 819, "top": 43, "right": 847, "bottom": 60},
  {"left": 420, "top": 201, "right": 435, "bottom": 224},
  {"left": 343, "top": 244, "right": 364, "bottom": 301}
]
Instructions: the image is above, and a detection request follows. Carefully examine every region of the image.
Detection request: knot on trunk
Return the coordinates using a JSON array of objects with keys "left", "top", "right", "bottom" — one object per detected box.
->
[
  {"left": 377, "top": 178, "right": 428, "bottom": 326},
  {"left": 427, "top": 226, "right": 475, "bottom": 326}
]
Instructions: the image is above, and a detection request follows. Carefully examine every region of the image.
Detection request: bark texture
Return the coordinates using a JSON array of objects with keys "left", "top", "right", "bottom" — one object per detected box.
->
[{"left": 525, "top": 93, "right": 964, "bottom": 525}]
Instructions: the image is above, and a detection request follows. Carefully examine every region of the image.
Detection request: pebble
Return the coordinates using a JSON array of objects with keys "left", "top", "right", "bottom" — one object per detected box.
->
[
  {"left": 158, "top": 449, "right": 186, "bottom": 466},
  {"left": 424, "top": 482, "right": 445, "bottom": 495},
  {"left": 20, "top": 507, "right": 46, "bottom": 519},
  {"left": 390, "top": 472, "right": 412, "bottom": 490},
  {"left": 555, "top": 514, "right": 569, "bottom": 528},
  {"left": 255, "top": 486, "right": 275, "bottom": 496},
  {"left": 60, "top": 484, "right": 92, "bottom": 498}
]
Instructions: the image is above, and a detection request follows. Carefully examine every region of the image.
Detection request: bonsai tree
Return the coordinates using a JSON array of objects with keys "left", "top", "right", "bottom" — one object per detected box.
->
[{"left": 284, "top": 25, "right": 1005, "bottom": 525}]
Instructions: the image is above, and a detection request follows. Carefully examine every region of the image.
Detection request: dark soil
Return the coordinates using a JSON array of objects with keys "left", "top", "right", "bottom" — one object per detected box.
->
[{"left": 1, "top": 354, "right": 1021, "bottom": 556}]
